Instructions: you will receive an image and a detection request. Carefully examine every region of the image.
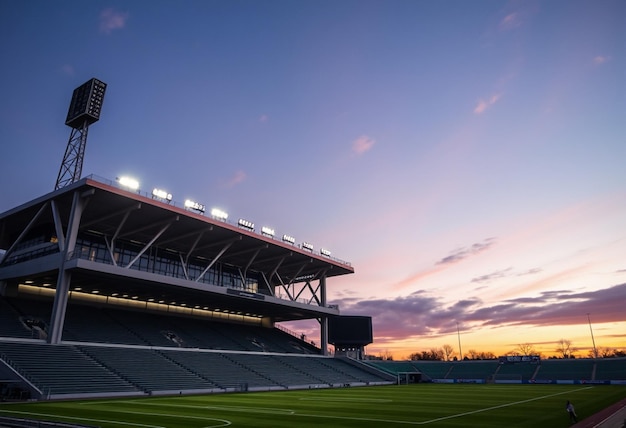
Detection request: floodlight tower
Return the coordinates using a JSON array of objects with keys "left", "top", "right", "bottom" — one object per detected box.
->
[{"left": 54, "top": 78, "right": 107, "bottom": 190}]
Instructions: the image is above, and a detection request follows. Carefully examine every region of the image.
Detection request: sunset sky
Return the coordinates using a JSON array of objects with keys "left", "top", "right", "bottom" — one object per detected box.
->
[{"left": 1, "top": 0, "right": 624, "bottom": 359}]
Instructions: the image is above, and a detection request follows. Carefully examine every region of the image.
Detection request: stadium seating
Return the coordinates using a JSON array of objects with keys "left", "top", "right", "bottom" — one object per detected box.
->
[
  {"left": 0, "top": 341, "right": 139, "bottom": 396},
  {"left": 494, "top": 361, "right": 539, "bottom": 381},
  {"left": 0, "top": 296, "right": 391, "bottom": 399},
  {"left": 534, "top": 359, "right": 594, "bottom": 381},
  {"left": 594, "top": 358, "right": 626, "bottom": 380}
]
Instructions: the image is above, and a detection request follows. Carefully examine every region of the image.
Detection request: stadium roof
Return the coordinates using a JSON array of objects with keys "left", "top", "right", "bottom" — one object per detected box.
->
[{"left": 0, "top": 175, "right": 354, "bottom": 322}]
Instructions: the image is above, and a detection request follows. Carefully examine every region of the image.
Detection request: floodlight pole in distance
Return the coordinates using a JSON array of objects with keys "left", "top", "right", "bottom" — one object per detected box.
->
[{"left": 55, "top": 78, "right": 107, "bottom": 190}]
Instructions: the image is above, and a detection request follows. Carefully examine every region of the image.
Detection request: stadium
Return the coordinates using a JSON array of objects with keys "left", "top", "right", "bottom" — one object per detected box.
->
[{"left": 0, "top": 80, "right": 625, "bottom": 427}]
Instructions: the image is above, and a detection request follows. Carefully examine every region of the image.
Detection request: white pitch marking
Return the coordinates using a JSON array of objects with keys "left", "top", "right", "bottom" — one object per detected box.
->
[
  {"left": 86, "top": 399, "right": 295, "bottom": 415},
  {"left": 0, "top": 409, "right": 164, "bottom": 427},
  {"left": 299, "top": 397, "right": 393, "bottom": 403},
  {"left": 418, "top": 386, "right": 594, "bottom": 425}
]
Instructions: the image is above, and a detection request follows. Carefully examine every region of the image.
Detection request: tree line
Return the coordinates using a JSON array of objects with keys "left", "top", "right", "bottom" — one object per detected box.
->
[{"left": 373, "top": 339, "right": 626, "bottom": 361}]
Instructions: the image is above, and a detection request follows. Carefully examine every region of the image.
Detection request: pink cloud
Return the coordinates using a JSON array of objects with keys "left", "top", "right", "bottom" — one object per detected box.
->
[
  {"left": 593, "top": 55, "right": 611, "bottom": 65},
  {"left": 60, "top": 64, "right": 75, "bottom": 76},
  {"left": 352, "top": 135, "right": 375, "bottom": 155},
  {"left": 100, "top": 8, "right": 129, "bottom": 34},
  {"left": 499, "top": 12, "right": 522, "bottom": 31},
  {"left": 220, "top": 170, "right": 247, "bottom": 188},
  {"left": 474, "top": 93, "right": 502, "bottom": 114}
]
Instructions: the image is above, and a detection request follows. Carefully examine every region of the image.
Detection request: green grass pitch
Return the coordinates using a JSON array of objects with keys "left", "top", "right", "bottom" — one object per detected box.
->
[{"left": 1, "top": 384, "right": 625, "bottom": 427}]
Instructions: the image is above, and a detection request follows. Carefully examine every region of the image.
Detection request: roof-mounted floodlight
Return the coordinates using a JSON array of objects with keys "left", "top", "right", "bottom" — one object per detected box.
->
[
  {"left": 302, "top": 242, "right": 313, "bottom": 251},
  {"left": 152, "top": 188, "right": 172, "bottom": 202},
  {"left": 282, "top": 234, "right": 295, "bottom": 244},
  {"left": 238, "top": 218, "right": 254, "bottom": 231},
  {"left": 211, "top": 208, "right": 228, "bottom": 220},
  {"left": 184, "top": 199, "right": 205, "bottom": 213},
  {"left": 117, "top": 176, "right": 139, "bottom": 191},
  {"left": 261, "top": 226, "right": 275, "bottom": 237},
  {"left": 320, "top": 248, "right": 331, "bottom": 257}
]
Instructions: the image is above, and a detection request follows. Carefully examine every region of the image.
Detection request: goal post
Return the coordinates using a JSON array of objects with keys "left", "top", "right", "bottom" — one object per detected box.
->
[{"left": 397, "top": 372, "right": 421, "bottom": 385}]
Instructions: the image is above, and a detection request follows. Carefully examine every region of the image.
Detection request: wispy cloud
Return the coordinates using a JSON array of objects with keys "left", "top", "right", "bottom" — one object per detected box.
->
[
  {"left": 220, "top": 170, "right": 247, "bottom": 188},
  {"left": 258, "top": 114, "right": 269, "bottom": 123},
  {"left": 100, "top": 8, "right": 129, "bottom": 34},
  {"left": 60, "top": 64, "right": 75, "bottom": 76},
  {"left": 392, "top": 265, "right": 446, "bottom": 291},
  {"left": 499, "top": 12, "right": 523, "bottom": 31},
  {"left": 473, "top": 93, "right": 502, "bottom": 114},
  {"left": 351, "top": 135, "right": 375, "bottom": 155},
  {"left": 436, "top": 237, "right": 496, "bottom": 265},
  {"left": 471, "top": 267, "right": 542, "bottom": 283},
  {"left": 593, "top": 55, "right": 611, "bottom": 65},
  {"left": 471, "top": 267, "right": 513, "bottom": 283},
  {"left": 517, "top": 268, "right": 542, "bottom": 276}
]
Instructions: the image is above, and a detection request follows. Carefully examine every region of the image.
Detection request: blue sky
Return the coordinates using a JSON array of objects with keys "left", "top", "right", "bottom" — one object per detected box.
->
[{"left": 1, "top": 0, "right": 625, "bottom": 358}]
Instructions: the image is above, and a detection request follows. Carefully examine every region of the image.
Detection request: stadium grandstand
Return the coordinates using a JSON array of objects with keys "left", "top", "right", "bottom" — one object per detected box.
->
[
  {"left": 0, "top": 175, "right": 393, "bottom": 400},
  {"left": 365, "top": 356, "right": 626, "bottom": 385}
]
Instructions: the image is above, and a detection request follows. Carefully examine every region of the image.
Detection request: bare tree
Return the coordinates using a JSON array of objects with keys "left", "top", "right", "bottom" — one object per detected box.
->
[
  {"left": 555, "top": 339, "right": 576, "bottom": 358},
  {"left": 589, "top": 347, "right": 615, "bottom": 358},
  {"left": 442, "top": 344, "right": 455, "bottom": 361},
  {"left": 380, "top": 349, "right": 394, "bottom": 361},
  {"left": 430, "top": 348, "right": 444, "bottom": 361},
  {"left": 514, "top": 343, "right": 537, "bottom": 356},
  {"left": 467, "top": 349, "right": 480, "bottom": 360}
]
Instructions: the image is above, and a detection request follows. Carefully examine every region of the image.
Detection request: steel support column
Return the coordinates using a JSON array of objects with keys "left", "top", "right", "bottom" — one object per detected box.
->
[
  {"left": 48, "top": 190, "right": 91, "bottom": 344},
  {"left": 320, "top": 274, "right": 329, "bottom": 356}
]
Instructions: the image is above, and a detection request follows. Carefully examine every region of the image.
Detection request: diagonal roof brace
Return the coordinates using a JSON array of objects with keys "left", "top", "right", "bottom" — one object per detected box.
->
[
  {"left": 51, "top": 199, "right": 66, "bottom": 252},
  {"left": 241, "top": 245, "right": 264, "bottom": 276},
  {"left": 194, "top": 236, "right": 240, "bottom": 282},
  {"left": 125, "top": 217, "right": 178, "bottom": 269},
  {"left": 81, "top": 202, "right": 141, "bottom": 230},
  {"left": 0, "top": 201, "right": 50, "bottom": 265},
  {"left": 117, "top": 215, "right": 177, "bottom": 239}
]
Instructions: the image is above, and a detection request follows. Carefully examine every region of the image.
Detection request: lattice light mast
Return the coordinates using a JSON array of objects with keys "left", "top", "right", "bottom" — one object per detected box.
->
[{"left": 55, "top": 78, "right": 107, "bottom": 190}]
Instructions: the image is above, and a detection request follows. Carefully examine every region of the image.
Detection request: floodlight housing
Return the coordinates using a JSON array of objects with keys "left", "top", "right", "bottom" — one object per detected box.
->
[
  {"left": 302, "top": 242, "right": 314, "bottom": 251},
  {"left": 117, "top": 176, "right": 139, "bottom": 190},
  {"left": 65, "top": 78, "right": 107, "bottom": 129},
  {"left": 320, "top": 248, "right": 331, "bottom": 257},
  {"left": 261, "top": 226, "right": 275, "bottom": 237},
  {"left": 152, "top": 188, "right": 172, "bottom": 201},
  {"left": 238, "top": 218, "right": 254, "bottom": 231},
  {"left": 282, "top": 234, "right": 295, "bottom": 244},
  {"left": 211, "top": 208, "right": 228, "bottom": 220},
  {"left": 184, "top": 199, "right": 205, "bottom": 213}
]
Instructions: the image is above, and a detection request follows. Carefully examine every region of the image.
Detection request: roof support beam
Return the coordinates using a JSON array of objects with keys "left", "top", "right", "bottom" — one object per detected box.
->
[
  {"left": 0, "top": 201, "right": 50, "bottom": 265},
  {"left": 80, "top": 202, "right": 141, "bottom": 229},
  {"left": 117, "top": 215, "right": 178, "bottom": 239},
  {"left": 195, "top": 238, "right": 237, "bottom": 282},
  {"left": 50, "top": 199, "right": 66, "bottom": 252},
  {"left": 125, "top": 218, "right": 177, "bottom": 269},
  {"left": 108, "top": 206, "right": 138, "bottom": 266}
]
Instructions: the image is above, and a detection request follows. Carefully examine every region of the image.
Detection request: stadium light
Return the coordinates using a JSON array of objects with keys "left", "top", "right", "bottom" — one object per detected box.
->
[
  {"left": 184, "top": 199, "right": 205, "bottom": 213},
  {"left": 238, "top": 218, "right": 254, "bottom": 231},
  {"left": 117, "top": 176, "right": 139, "bottom": 191},
  {"left": 211, "top": 208, "right": 228, "bottom": 220},
  {"left": 282, "top": 234, "right": 295, "bottom": 244},
  {"left": 302, "top": 242, "right": 313, "bottom": 251},
  {"left": 152, "top": 188, "right": 172, "bottom": 202},
  {"left": 261, "top": 226, "right": 275, "bottom": 237},
  {"left": 320, "top": 248, "right": 331, "bottom": 257}
]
